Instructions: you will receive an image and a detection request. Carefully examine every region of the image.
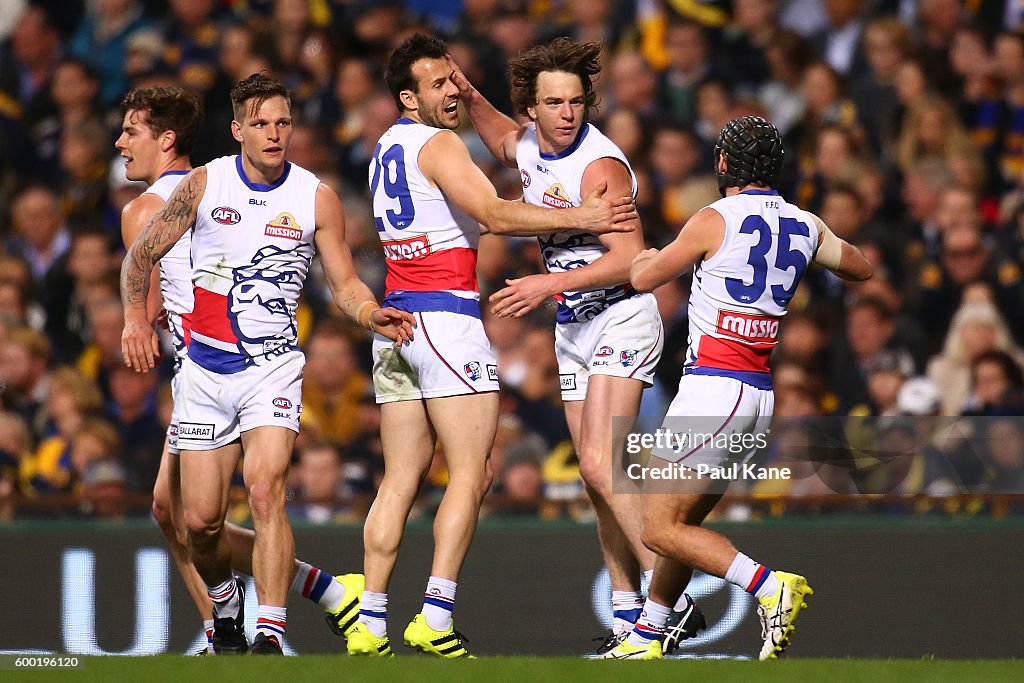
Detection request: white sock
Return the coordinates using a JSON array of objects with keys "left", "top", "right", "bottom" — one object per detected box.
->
[
  {"left": 207, "top": 577, "right": 241, "bottom": 620},
  {"left": 256, "top": 605, "right": 286, "bottom": 641},
  {"left": 203, "top": 619, "right": 214, "bottom": 653},
  {"left": 290, "top": 561, "right": 345, "bottom": 609},
  {"left": 642, "top": 570, "right": 654, "bottom": 593},
  {"left": 358, "top": 590, "right": 388, "bottom": 638},
  {"left": 422, "top": 576, "right": 457, "bottom": 631},
  {"left": 625, "top": 599, "right": 671, "bottom": 647},
  {"left": 611, "top": 590, "right": 644, "bottom": 634},
  {"left": 673, "top": 592, "right": 694, "bottom": 612},
  {"left": 725, "top": 552, "right": 780, "bottom": 600}
]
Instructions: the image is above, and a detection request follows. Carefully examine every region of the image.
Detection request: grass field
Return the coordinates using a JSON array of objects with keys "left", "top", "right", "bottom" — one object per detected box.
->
[{"left": 11, "top": 657, "right": 1023, "bottom": 683}]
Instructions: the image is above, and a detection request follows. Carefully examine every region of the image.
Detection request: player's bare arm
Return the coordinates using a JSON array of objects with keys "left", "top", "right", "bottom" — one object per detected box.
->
[
  {"left": 808, "top": 212, "right": 873, "bottom": 281},
  {"left": 490, "top": 158, "right": 644, "bottom": 318},
  {"left": 419, "top": 130, "right": 636, "bottom": 235},
  {"left": 312, "top": 183, "right": 416, "bottom": 343},
  {"left": 631, "top": 207, "right": 726, "bottom": 293},
  {"left": 120, "top": 167, "right": 206, "bottom": 372},
  {"left": 121, "top": 193, "right": 168, "bottom": 325},
  {"left": 448, "top": 55, "right": 521, "bottom": 168}
]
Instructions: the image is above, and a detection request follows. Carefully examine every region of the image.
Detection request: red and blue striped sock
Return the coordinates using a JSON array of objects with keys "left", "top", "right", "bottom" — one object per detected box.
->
[
  {"left": 207, "top": 577, "right": 241, "bottom": 619},
  {"left": 290, "top": 562, "right": 344, "bottom": 610},
  {"left": 726, "top": 552, "right": 780, "bottom": 600},
  {"left": 422, "top": 576, "right": 457, "bottom": 631},
  {"left": 256, "top": 605, "right": 286, "bottom": 642},
  {"left": 625, "top": 599, "right": 671, "bottom": 647}
]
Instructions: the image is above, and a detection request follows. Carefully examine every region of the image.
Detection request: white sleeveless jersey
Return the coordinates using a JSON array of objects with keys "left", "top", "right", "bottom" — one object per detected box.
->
[
  {"left": 684, "top": 189, "right": 819, "bottom": 389},
  {"left": 370, "top": 118, "right": 480, "bottom": 297},
  {"left": 146, "top": 170, "right": 192, "bottom": 365},
  {"left": 189, "top": 156, "right": 319, "bottom": 374},
  {"left": 517, "top": 123, "right": 638, "bottom": 323}
]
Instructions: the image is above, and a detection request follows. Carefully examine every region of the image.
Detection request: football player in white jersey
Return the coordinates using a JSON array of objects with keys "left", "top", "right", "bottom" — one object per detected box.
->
[
  {"left": 120, "top": 75, "right": 415, "bottom": 656},
  {"left": 451, "top": 38, "right": 705, "bottom": 653},
  {"left": 118, "top": 87, "right": 373, "bottom": 654},
  {"left": 349, "top": 34, "right": 637, "bottom": 659},
  {"left": 601, "top": 116, "right": 872, "bottom": 660}
]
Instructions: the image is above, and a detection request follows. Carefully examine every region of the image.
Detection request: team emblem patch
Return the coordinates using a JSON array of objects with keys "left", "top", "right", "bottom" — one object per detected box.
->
[
  {"left": 211, "top": 206, "right": 241, "bottom": 225},
  {"left": 265, "top": 212, "right": 302, "bottom": 240},
  {"left": 620, "top": 349, "right": 638, "bottom": 367},
  {"left": 464, "top": 361, "right": 482, "bottom": 381},
  {"left": 542, "top": 183, "right": 573, "bottom": 209}
]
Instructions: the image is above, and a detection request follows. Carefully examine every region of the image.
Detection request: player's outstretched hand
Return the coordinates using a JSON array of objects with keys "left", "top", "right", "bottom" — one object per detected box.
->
[
  {"left": 578, "top": 179, "right": 637, "bottom": 234},
  {"left": 447, "top": 54, "right": 472, "bottom": 98},
  {"left": 490, "top": 275, "right": 555, "bottom": 318},
  {"left": 121, "top": 317, "right": 160, "bottom": 373},
  {"left": 370, "top": 306, "right": 417, "bottom": 344}
]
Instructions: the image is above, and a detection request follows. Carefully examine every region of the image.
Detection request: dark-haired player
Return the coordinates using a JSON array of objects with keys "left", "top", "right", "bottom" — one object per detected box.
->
[{"left": 603, "top": 116, "right": 872, "bottom": 659}]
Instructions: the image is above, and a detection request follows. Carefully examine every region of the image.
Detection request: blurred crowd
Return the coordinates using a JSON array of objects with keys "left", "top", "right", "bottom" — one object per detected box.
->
[{"left": 1, "top": 0, "right": 1024, "bottom": 522}]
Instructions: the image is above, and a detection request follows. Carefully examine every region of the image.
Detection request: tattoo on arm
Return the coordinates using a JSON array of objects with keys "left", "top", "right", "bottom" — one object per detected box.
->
[{"left": 120, "top": 172, "right": 201, "bottom": 309}]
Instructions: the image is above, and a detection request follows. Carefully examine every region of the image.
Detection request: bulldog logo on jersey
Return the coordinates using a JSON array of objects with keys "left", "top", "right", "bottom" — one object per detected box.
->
[
  {"left": 228, "top": 243, "right": 314, "bottom": 364},
  {"left": 620, "top": 349, "right": 638, "bottom": 367},
  {"left": 464, "top": 361, "right": 482, "bottom": 381},
  {"left": 542, "top": 183, "right": 573, "bottom": 209},
  {"left": 265, "top": 212, "right": 302, "bottom": 241}
]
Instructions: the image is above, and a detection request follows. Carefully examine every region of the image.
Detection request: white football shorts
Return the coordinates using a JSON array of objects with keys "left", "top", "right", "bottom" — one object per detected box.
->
[
  {"left": 555, "top": 292, "right": 663, "bottom": 401},
  {"left": 172, "top": 350, "right": 305, "bottom": 451},
  {"left": 372, "top": 310, "right": 499, "bottom": 403}
]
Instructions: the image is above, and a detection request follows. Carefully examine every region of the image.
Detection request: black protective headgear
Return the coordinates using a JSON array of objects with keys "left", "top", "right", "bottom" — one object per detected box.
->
[{"left": 714, "top": 115, "right": 784, "bottom": 196}]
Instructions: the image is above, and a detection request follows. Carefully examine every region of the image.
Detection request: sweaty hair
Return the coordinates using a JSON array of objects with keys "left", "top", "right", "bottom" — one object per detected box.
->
[
  {"left": 384, "top": 33, "right": 448, "bottom": 112},
  {"left": 119, "top": 87, "right": 203, "bottom": 157},
  {"left": 230, "top": 73, "right": 291, "bottom": 122},
  {"left": 509, "top": 38, "right": 602, "bottom": 120}
]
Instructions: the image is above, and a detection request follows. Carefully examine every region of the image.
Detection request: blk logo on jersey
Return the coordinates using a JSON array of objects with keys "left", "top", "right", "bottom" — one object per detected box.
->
[
  {"left": 620, "top": 349, "right": 638, "bottom": 367},
  {"left": 542, "top": 183, "right": 573, "bottom": 209},
  {"left": 596, "top": 345, "right": 614, "bottom": 357},
  {"left": 211, "top": 207, "right": 241, "bottom": 225},
  {"left": 272, "top": 397, "right": 292, "bottom": 410},
  {"left": 521, "top": 169, "right": 531, "bottom": 188},
  {"left": 265, "top": 212, "right": 302, "bottom": 241},
  {"left": 464, "top": 361, "right": 482, "bottom": 381},
  {"left": 716, "top": 310, "right": 780, "bottom": 343},
  {"left": 382, "top": 234, "right": 430, "bottom": 260}
]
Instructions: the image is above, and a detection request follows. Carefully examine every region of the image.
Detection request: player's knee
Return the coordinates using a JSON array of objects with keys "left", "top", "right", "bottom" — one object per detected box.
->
[
  {"left": 247, "top": 477, "right": 285, "bottom": 521},
  {"left": 578, "top": 453, "right": 610, "bottom": 497},
  {"left": 151, "top": 496, "right": 172, "bottom": 529},
  {"left": 640, "top": 523, "right": 670, "bottom": 557},
  {"left": 184, "top": 508, "right": 223, "bottom": 543}
]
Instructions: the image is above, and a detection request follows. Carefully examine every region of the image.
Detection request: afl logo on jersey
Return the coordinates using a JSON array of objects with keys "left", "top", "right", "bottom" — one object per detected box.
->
[
  {"left": 265, "top": 212, "right": 302, "bottom": 241},
  {"left": 521, "top": 169, "right": 531, "bottom": 188},
  {"left": 542, "top": 183, "right": 573, "bottom": 209},
  {"left": 272, "top": 397, "right": 292, "bottom": 409},
  {"left": 212, "top": 206, "right": 241, "bottom": 225}
]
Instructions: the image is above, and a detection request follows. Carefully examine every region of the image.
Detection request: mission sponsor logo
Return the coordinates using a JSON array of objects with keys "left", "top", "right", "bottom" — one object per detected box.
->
[
  {"left": 177, "top": 422, "right": 215, "bottom": 440},
  {"left": 715, "top": 310, "right": 780, "bottom": 343},
  {"left": 211, "top": 206, "right": 241, "bottom": 225},
  {"left": 382, "top": 234, "right": 430, "bottom": 260},
  {"left": 542, "top": 183, "right": 573, "bottom": 209},
  {"left": 265, "top": 212, "right": 302, "bottom": 241}
]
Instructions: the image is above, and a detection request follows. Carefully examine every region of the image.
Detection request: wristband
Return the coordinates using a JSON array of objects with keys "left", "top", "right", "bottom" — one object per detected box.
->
[{"left": 357, "top": 301, "right": 381, "bottom": 329}]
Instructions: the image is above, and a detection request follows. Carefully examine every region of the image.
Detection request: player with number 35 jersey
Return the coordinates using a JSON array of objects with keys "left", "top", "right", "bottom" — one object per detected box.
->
[{"left": 604, "top": 116, "right": 873, "bottom": 661}]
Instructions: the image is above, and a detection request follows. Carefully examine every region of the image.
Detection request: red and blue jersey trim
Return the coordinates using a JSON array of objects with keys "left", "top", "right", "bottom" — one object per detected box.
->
[
  {"left": 383, "top": 291, "right": 481, "bottom": 319},
  {"left": 385, "top": 247, "right": 478, "bottom": 294}
]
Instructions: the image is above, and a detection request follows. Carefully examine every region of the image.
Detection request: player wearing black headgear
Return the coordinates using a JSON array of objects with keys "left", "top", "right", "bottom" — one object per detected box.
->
[{"left": 713, "top": 115, "right": 785, "bottom": 196}]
